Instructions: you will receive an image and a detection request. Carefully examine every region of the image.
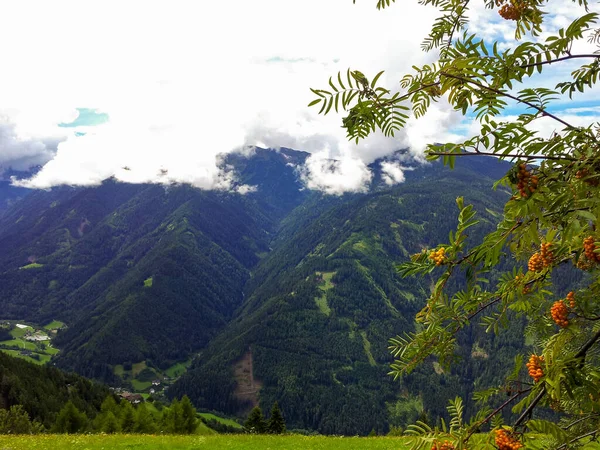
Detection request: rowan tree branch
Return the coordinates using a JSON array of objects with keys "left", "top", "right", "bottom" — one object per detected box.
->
[
  {"left": 428, "top": 151, "right": 578, "bottom": 162},
  {"left": 440, "top": 72, "right": 578, "bottom": 130},
  {"left": 520, "top": 54, "right": 600, "bottom": 69},
  {"left": 514, "top": 328, "right": 600, "bottom": 428}
]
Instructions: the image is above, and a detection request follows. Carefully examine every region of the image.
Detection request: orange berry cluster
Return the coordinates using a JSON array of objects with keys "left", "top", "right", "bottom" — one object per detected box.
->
[
  {"left": 584, "top": 236, "right": 600, "bottom": 263},
  {"left": 515, "top": 164, "right": 538, "bottom": 197},
  {"left": 528, "top": 243, "right": 553, "bottom": 272},
  {"left": 576, "top": 168, "right": 599, "bottom": 186},
  {"left": 551, "top": 300, "right": 569, "bottom": 328},
  {"left": 429, "top": 248, "right": 446, "bottom": 266},
  {"left": 431, "top": 440, "right": 454, "bottom": 450},
  {"left": 526, "top": 354, "right": 544, "bottom": 382},
  {"left": 495, "top": 0, "right": 529, "bottom": 20},
  {"left": 567, "top": 291, "right": 576, "bottom": 308},
  {"left": 495, "top": 429, "right": 523, "bottom": 450}
]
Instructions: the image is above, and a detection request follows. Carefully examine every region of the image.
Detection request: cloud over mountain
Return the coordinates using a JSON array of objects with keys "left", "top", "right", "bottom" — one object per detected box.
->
[{"left": 1, "top": 0, "right": 598, "bottom": 193}]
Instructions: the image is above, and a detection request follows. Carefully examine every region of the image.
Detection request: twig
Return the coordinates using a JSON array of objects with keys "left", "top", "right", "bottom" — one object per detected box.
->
[
  {"left": 440, "top": 72, "right": 578, "bottom": 130},
  {"left": 520, "top": 54, "right": 600, "bottom": 69},
  {"left": 465, "top": 388, "right": 532, "bottom": 442},
  {"left": 514, "top": 329, "right": 600, "bottom": 428},
  {"left": 428, "top": 151, "right": 577, "bottom": 162},
  {"left": 557, "top": 429, "right": 600, "bottom": 450}
]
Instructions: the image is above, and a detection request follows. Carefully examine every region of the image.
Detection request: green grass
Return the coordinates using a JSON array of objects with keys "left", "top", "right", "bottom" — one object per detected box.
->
[
  {"left": 0, "top": 435, "right": 414, "bottom": 449},
  {"left": 360, "top": 331, "right": 376, "bottom": 367},
  {"left": 165, "top": 360, "right": 191, "bottom": 378},
  {"left": 10, "top": 326, "right": 33, "bottom": 338},
  {"left": 132, "top": 361, "right": 147, "bottom": 377},
  {"left": 20, "top": 263, "right": 44, "bottom": 270},
  {"left": 314, "top": 271, "right": 335, "bottom": 316},
  {"left": 43, "top": 320, "right": 65, "bottom": 330},
  {"left": 314, "top": 295, "right": 331, "bottom": 316},
  {"left": 114, "top": 364, "right": 125, "bottom": 377},
  {"left": 198, "top": 413, "right": 243, "bottom": 429},
  {"left": 131, "top": 379, "right": 152, "bottom": 391},
  {"left": 1, "top": 349, "right": 45, "bottom": 365},
  {"left": 144, "top": 277, "right": 153, "bottom": 287},
  {"left": 0, "top": 338, "right": 37, "bottom": 351}
]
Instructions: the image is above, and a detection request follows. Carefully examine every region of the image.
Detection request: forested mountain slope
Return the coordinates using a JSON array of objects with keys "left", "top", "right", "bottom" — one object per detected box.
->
[
  {"left": 0, "top": 148, "right": 535, "bottom": 435},
  {"left": 0, "top": 148, "right": 307, "bottom": 380},
  {"left": 0, "top": 352, "right": 109, "bottom": 429},
  {"left": 170, "top": 155, "right": 525, "bottom": 434}
]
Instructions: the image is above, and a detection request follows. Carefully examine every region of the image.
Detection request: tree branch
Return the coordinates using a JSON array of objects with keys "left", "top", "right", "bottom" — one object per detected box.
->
[
  {"left": 520, "top": 54, "right": 600, "bottom": 69},
  {"left": 428, "top": 151, "right": 577, "bottom": 162},
  {"left": 557, "top": 429, "right": 600, "bottom": 450},
  {"left": 465, "top": 388, "right": 532, "bottom": 442},
  {"left": 440, "top": 72, "right": 578, "bottom": 130},
  {"left": 514, "top": 328, "right": 600, "bottom": 428}
]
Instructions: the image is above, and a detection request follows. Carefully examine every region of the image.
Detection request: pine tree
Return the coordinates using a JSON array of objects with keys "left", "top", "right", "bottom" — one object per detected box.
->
[
  {"left": 53, "top": 401, "right": 87, "bottom": 434},
  {"left": 119, "top": 400, "right": 136, "bottom": 433},
  {"left": 179, "top": 395, "right": 197, "bottom": 434},
  {"left": 244, "top": 406, "right": 266, "bottom": 434},
  {"left": 134, "top": 403, "right": 156, "bottom": 434},
  {"left": 102, "top": 411, "right": 120, "bottom": 434},
  {"left": 267, "top": 402, "right": 285, "bottom": 434}
]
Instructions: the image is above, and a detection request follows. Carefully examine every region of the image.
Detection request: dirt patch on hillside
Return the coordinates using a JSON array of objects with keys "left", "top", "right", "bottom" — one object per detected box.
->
[{"left": 233, "top": 349, "right": 262, "bottom": 413}]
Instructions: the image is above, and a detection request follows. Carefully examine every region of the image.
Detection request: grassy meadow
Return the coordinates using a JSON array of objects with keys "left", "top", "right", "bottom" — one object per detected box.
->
[{"left": 0, "top": 434, "right": 413, "bottom": 450}]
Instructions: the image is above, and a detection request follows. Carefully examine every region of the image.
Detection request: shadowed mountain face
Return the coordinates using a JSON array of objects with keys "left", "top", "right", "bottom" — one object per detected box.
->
[{"left": 0, "top": 148, "right": 522, "bottom": 434}]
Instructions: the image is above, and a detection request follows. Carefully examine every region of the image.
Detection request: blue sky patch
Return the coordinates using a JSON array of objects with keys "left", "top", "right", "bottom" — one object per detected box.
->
[{"left": 58, "top": 108, "right": 109, "bottom": 128}]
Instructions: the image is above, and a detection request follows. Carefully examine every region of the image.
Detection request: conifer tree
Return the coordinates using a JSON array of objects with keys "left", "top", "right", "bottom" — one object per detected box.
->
[
  {"left": 119, "top": 400, "right": 136, "bottom": 433},
  {"left": 179, "top": 395, "right": 198, "bottom": 434},
  {"left": 134, "top": 403, "right": 156, "bottom": 434},
  {"left": 244, "top": 405, "right": 266, "bottom": 434},
  {"left": 53, "top": 401, "right": 87, "bottom": 434},
  {"left": 102, "top": 411, "right": 120, "bottom": 434},
  {"left": 267, "top": 402, "right": 286, "bottom": 434}
]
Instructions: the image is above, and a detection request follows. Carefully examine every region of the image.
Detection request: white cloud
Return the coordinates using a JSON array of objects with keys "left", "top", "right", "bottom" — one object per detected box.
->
[
  {"left": 0, "top": 0, "right": 444, "bottom": 191},
  {"left": 299, "top": 149, "right": 373, "bottom": 195},
  {"left": 1, "top": 0, "right": 598, "bottom": 193},
  {"left": 381, "top": 161, "right": 407, "bottom": 185},
  {"left": 0, "top": 115, "right": 66, "bottom": 172}
]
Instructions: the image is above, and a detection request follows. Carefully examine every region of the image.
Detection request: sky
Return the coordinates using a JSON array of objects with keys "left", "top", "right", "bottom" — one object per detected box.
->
[{"left": 0, "top": 0, "right": 599, "bottom": 194}]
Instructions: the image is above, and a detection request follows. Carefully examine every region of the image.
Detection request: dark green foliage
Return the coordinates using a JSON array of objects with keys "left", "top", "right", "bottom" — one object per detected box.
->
[
  {"left": 0, "top": 328, "right": 13, "bottom": 342},
  {"left": 119, "top": 400, "right": 136, "bottom": 433},
  {"left": 52, "top": 401, "right": 87, "bottom": 434},
  {"left": 267, "top": 402, "right": 286, "bottom": 434},
  {"left": 0, "top": 352, "right": 110, "bottom": 429},
  {"left": 244, "top": 406, "right": 266, "bottom": 434},
  {"left": 159, "top": 397, "right": 197, "bottom": 434},
  {"left": 201, "top": 417, "right": 240, "bottom": 434},
  {"left": 134, "top": 404, "right": 156, "bottom": 434},
  {"left": 101, "top": 411, "right": 119, "bottom": 434},
  {"left": 0, "top": 405, "right": 41, "bottom": 434},
  {"left": 179, "top": 396, "right": 198, "bottom": 434}
]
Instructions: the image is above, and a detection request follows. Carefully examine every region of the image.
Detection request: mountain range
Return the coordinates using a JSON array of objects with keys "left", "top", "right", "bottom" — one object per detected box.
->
[{"left": 0, "top": 148, "right": 528, "bottom": 434}]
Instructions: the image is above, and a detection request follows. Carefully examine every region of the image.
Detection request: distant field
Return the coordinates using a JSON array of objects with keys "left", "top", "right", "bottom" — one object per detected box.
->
[
  {"left": 0, "top": 321, "right": 58, "bottom": 365},
  {"left": 198, "top": 412, "right": 243, "bottom": 429},
  {"left": 0, "top": 435, "right": 413, "bottom": 450}
]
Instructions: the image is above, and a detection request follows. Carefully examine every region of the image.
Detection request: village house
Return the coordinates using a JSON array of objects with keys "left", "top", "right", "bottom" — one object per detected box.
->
[{"left": 119, "top": 392, "right": 144, "bottom": 404}]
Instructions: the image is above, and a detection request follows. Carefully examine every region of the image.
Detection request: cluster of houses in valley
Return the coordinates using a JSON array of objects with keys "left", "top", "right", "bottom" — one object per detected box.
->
[{"left": 112, "top": 377, "right": 175, "bottom": 404}]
